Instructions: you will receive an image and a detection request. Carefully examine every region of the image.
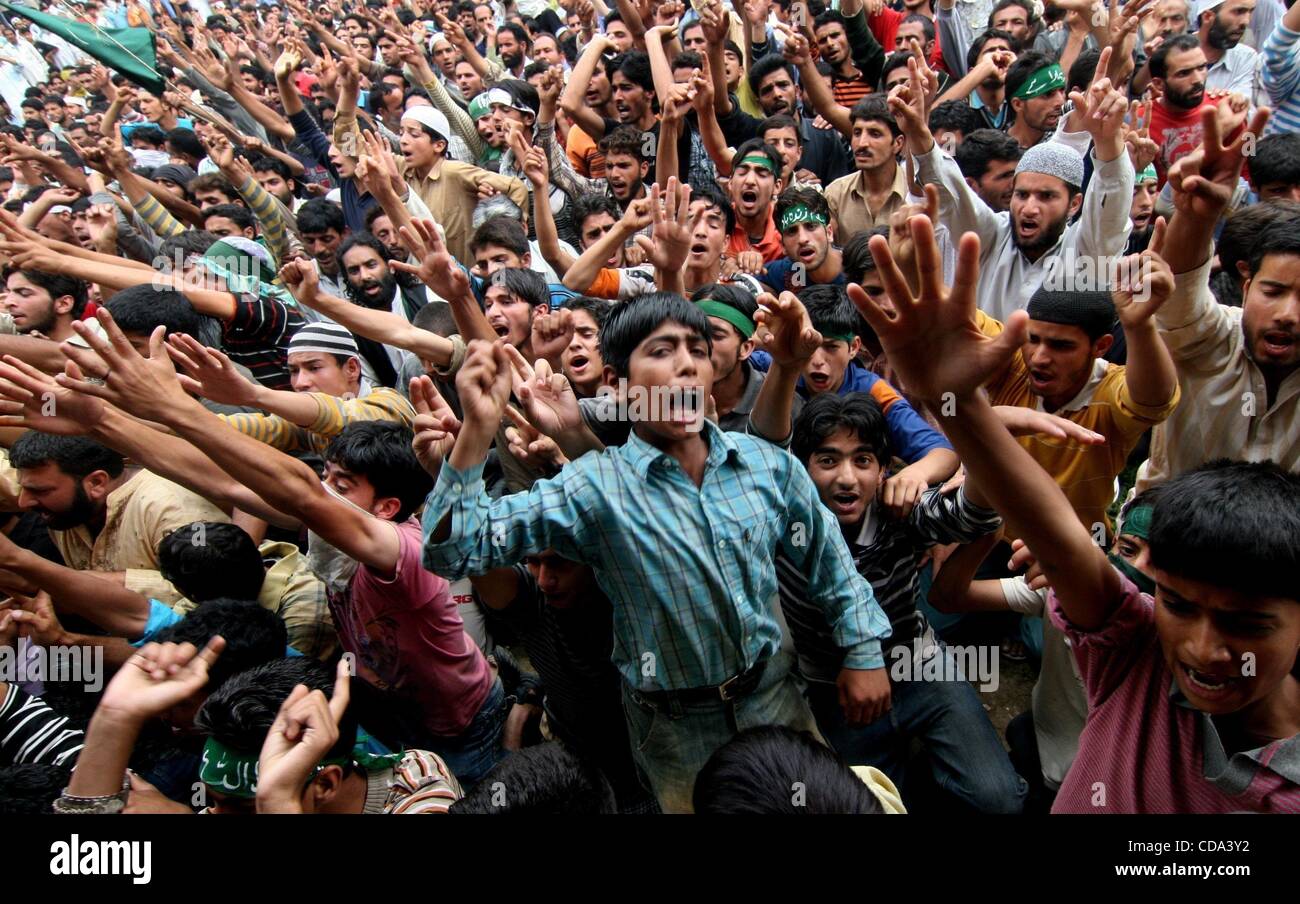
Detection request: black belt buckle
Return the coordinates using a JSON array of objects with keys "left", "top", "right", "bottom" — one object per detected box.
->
[{"left": 717, "top": 661, "right": 764, "bottom": 702}]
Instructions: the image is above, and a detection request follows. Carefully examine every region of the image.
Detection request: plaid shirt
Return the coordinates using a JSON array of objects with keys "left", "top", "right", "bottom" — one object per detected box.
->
[{"left": 422, "top": 420, "right": 882, "bottom": 691}]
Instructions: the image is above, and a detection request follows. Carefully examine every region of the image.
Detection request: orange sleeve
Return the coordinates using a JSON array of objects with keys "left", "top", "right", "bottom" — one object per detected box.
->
[
  {"left": 581, "top": 268, "right": 622, "bottom": 299},
  {"left": 869, "top": 378, "right": 901, "bottom": 414}
]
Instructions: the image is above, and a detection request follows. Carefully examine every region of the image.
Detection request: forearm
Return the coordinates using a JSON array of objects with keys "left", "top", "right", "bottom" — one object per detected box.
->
[
  {"left": 275, "top": 73, "right": 306, "bottom": 118},
  {"left": 2, "top": 549, "right": 150, "bottom": 637},
  {"left": 559, "top": 42, "right": 611, "bottom": 134},
  {"left": 66, "top": 712, "right": 139, "bottom": 798},
  {"left": 927, "top": 531, "right": 1009, "bottom": 613},
  {"left": 934, "top": 391, "right": 1119, "bottom": 628},
  {"left": 899, "top": 447, "right": 960, "bottom": 486},
  {"left": 1161, "top": 209, "right": 1217, "bottom": 274},
  {"left": 530, "top": 179, "right": 573, "bottom": 276},
  {"left": 748, "top": 361, "right": 800, "bottom": 443},
  {"left": 247, "top": 383, "right": 327, "bottom": 427},
  {"left": 710, "top": 42, "right": 732, "bottom": 116},
  {"left": 292, "top": 290, "right": 452, "bottom": 363},
  {"left": 1121, "top": 321, "right": 1178, "bottom": 408},
  {"left": 936, "top": 66, "right": 986, "bottom": 106},
  {"left": 799, "top": 60, "right": 851, "bottom": 137},
  {"left": 656, "top": 117, "right": 681, "bottom": 188},
  {"left": 563, "top": 222, "right": 634, "bottom": 292},
  {"left": 645, "top": 32, "right": 675, "bottom": 100}
]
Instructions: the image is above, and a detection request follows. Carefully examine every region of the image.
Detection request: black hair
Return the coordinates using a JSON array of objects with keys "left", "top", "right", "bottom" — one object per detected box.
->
[
  {"left": 842, "top": 225, "right": 890, "bottom": 284},
  {"left": 297, "top": 198, "right": 347, "bottom": 236},
  {"left": 0, "top": 763, "right": 72, "bottom": 814},
  {"left": 1149, "top": 460, "right": 1300, "bottom": 601},
  {"left": 157, "top": 229, "right": 221, "bottom": 262},
  {"left": 103, "top": 283, "right": 219, "bottom": 344},
  {"left": 487, "top": 266, "right": 549, "bottom": 309},
  {"left": 196, "top": 657, "right": 356, "bottom": 762},
  {"left": 497, "top": 21, "right": 532, "bottom": 48},
  {"left": 1217, "top": 201, "right": 1300, "bottom": 288},
  {"left": 613, "top": 50, "right": 654, "bottom": 94},
  {"left": 671, "top": 50, "right": 703, "bottom": 72},
  {"left": 599, "top": 291, "right": 712, "bottom": 379},
  {"left": 775, "top": 185, "right": 832, "bottom": 234},
  {"left": 693, "top": 726, "right": 886, "bottom": 814},
  {"left": 363, "top": 203, "right": 391, "bottom": 234},
  {"left": 152, "top": 598, "right": 288, "bottom": 692},
  {"left": 792, "top": 389, "right": 892, "bottom": 465},
  {"left": 10, "top": 431, "right": 124, "bottom": 478},
  {"left": 471, "top": 216, "right": 530, "bottom": 257},
  {"left": 928, "top": 99, "right": 985, "bottom": 138},
  {"left": 412, "top": 300, "right": 457, "bottom": 336},
  {"left": 188, "top": 172, "right": 239, "bottom": 203},
  {"left": 166, "top": 126, "right": 205, "bottom": 162},
  {"left": 158, "top": 521, "right": 265, "bottom": 603},
  {"left": 202, "top": 203, "right": 256, "bottom": 233},
  {"left": 801, "top": 283, "right": 858, "bottom": 338},
  {"left": 322, "top": 421, "right": 432, "bottom": 521},
  {"left": 1149, "top": 33, "right": 1201, "bottom": 79},
  {"left": 955, "top": 128, "right": 1024, "bottom": 179},
  {"left": 849, "top": 93, "right": 899, "bottom": 137},
  {"left": 522, "top": 60, "right": 550, "bottom": 81},
  {"left": 128, "top": 124, "right": 167, "bottom": 148},
  {"left": 691, "top": 282, "right": 758, "bottom": 339},
  {"left": 1250, "top": 134, "right": 1300, "bottom": 191},
  {"left": 901, "top": 13, "right": 936, "bottom": 43},
  {"left": 731, "top": 137, "right": 784, "bottom": 178},
  {"left": 569, "top": 191, "right": 623, "bottom": 237},
  {"left": 248, "top": 154, "right": 293, "bottom": 183},
  {"left": 1, "top": 268, "right": 88, "bottom": 319},
  {"left": 814, "top": 9, "right": 847, "bottom": 31},
  {"left": 748, "top": 53, "right": 797, "bottom": 99},
  {"left": 565, "top": 295, "right": 614, "bottom": 331},
  {"left": 760, "top": 113, "right": 803, "bottom": 147},
  {"left": 967, "top": 28, "right": 1020, "bottom": 71},
  {"left": 1246, "top": 212, "right": 1300, "bottom": 277},
  {"left": 690, "top": 180, "right": 737, "bottom": 235},
  {"left": 882, "top": 51, "right": 914, "bottom": 86},
  {"left": 992, "top": 0, "right": 1038, "bottom": 25},
  {"left": 1067, "top": 48, "right": 1101, "bottom": 93},
  {"left": 1006, "top": 50, "right": 1058, "bottom": 102},
  {"left": 597, "top": 124, "right": 648, "bottom": 162},
  {"left": 449, "top": 742, "right": 617, "bottom": 814},
  {"left": 336, "top": 231, "right": 393, "bottom": 282}
]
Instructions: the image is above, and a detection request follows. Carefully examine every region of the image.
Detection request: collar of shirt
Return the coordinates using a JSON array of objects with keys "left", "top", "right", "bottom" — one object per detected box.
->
[
  {"left": 59, "top": 470, "right": 144, "bottom": 550},
  {"left": 729, "top": 360, "right": 764, "bottom": 419},
  {"left": 849, "top": 163, "right": 908, "bottom": 206},
  {"left": 1168, "top": 680, "right": 1300, "bottom": 789},
  {"left": 617, "top": 417, "right": 743, "bottom": 481},
  {"left": 1034, "top": 357, "right": 1109, "bottom": 414},
  {"left": 729, "top": 212, "right": 782, "bottom": 259}
]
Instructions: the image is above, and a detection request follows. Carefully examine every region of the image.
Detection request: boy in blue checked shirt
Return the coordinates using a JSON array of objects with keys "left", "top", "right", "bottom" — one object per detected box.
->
[{"left": 418, "top": 292, "right": 891, "bottom": 813}]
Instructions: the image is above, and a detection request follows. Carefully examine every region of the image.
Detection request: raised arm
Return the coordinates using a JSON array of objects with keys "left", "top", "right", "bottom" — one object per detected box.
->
[
  {"left": 559, "top": 34, "right": 617, "bottom": 139},
  {"left": 562, "top": 196, "right": 653, "bottom": 293}
]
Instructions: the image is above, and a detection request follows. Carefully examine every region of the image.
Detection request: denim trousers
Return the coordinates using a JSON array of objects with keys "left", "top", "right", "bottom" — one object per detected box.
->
[
  {"left": 620, "top": 652, "right": 820, "bottom": 814},
  {"left": 424, "top": 677, "right": 509, "bottom": 789},
  {"left": 806, "top": 645, "right": 1028, "bottom": 814}
]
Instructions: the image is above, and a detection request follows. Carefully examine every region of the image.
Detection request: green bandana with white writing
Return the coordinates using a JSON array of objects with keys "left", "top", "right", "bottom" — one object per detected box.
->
[
  {"left": 777, "top": 203, "right": 830, "bottom": 233},
  {"left": 1012, "top": 63, "right": 1065, "bottom": 100}
]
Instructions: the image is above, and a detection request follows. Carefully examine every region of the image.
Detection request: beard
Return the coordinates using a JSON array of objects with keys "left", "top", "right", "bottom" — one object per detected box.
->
[
  {"left": 41, "top": 482, "right": 99, "bottom": 530},
  {"left": 346, "top": 271, "right": 398, "bottom": 310},
  {"left": 1164, "top": 81, "right": 1205, "bottom": 109},
  {"left": 502, "top": 49, "right": 524, "bottom": 69},
  {"left": 1012, "top": 212, "right": 1070, "bottom": 256},
  {"left": 14, "top": 301, "right": 58, "bottom": 336},
  {"left": 1206, "top": 17, "right": 1239, "bottom": 50}
]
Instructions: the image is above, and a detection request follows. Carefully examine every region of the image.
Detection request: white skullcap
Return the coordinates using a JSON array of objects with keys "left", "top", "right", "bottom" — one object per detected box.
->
[
  {"left": 1015, "top": 142, "right": 1084, "bottom": 190},
  {"left": 400, "top": 105, "right": 452, "bottom": 140}
]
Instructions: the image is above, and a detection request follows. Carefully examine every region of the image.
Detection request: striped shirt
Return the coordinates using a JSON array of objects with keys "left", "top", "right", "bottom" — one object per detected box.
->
[
  {"left": 1050, "top": 575, "right": 1300, "bottom": 813},
  {"left": 224, "top": 292, "right": 305, "bottom": 391},
  {"left": 831, "top": 75, "right": 874, "bottom": 109},
  {"left": 1137, "top": 241, "right": 1300, "bottom": 491},
  {"left": 366, "top": 749, "right": 463, "bottom": 814},
  {"left": 777, "top": 486, "right": 1000, "bottom": 684},
  {"left": 1261, "top": 22, "right": 1300, "bottom": 136},
  {"left": 422, "top": 419, "right": 884, "bottom": 691},
  {"left": 220, "top": 388, "right": 415, "bottom": 457},
  {"left": 0, "top": 684, "right": 83, "bottom": 767}
]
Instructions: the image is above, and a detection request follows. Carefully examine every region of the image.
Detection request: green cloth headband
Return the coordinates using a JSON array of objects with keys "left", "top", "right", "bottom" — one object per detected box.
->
[
  {"left": 737, "top": 153, "right": 776, "bottom": 173},
  {"left": 1137, "top": 163, "right": 1157, "bottom": 183},
  {"left": 821, "top": 332, "right": 856, "bottom": 343},
  {"left": 697, "top": 300, "right": 756, "bottom": 338},
  {"left": 777, "top": 203, "right": 830, "bottom": 233},
  {"left": 199, "top": 737, "right": 401, "bottom": 799},
  {"left": 1012, "top": 63, "right": 1065, "bottom": 100},
  {"left": 1120, "top": 502, "right": 1153, "bottom": 541}
]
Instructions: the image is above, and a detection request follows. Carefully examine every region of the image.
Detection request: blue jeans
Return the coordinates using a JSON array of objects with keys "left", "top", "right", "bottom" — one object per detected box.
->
[
  {"left": 621, "top": 652, "right": 820, "bottom": 814},
  {"left": 424, "top": 678, "right": 508, "bottom": 789},
  {"left": 806, "top": 645, "right": 1027, "bottom": 814}
]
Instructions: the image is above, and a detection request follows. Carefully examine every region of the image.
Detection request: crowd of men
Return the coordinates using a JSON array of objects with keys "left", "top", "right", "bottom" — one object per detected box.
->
[{"left": 0, "top": 0, "right": 1295, "bottom": 816}]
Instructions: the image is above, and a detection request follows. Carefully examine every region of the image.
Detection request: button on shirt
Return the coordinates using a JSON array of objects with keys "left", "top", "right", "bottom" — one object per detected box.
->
[
  {"left": 1205, "top": 43, "right": 1260, "bottom": 102},
  {"left": 824, "top": 163, "right": 910, "bottom": 239},
  {"left": 421, "top": 419, "right": 884, "bottom": 691}
]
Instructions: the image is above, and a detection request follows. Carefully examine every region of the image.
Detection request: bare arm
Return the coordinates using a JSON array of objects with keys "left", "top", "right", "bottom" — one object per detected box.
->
[{"left": 558, "top": 35, "right": 615, "bottom": 139}]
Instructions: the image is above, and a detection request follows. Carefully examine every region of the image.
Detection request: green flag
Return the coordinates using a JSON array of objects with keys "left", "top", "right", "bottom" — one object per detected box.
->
[{"left": 0, "top": 2, "right": 164, "bottom": 95}]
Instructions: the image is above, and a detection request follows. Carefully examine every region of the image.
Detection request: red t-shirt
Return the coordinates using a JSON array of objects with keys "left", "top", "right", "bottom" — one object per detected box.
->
[
  {"left": 727, "top": 212, "right": 785, "bottom": 263},
  {"left": 1147, "top": 98, "right": 1216, "bottom": 186}
]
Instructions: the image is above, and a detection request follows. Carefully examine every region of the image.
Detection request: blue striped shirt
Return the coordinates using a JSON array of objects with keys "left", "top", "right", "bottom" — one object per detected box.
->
[
  {"left": 421, "top": 420, "right": 886, "bottom": 691},
  {"left": 1262, "top": 23, "right": 1300, "bottom": 136}
]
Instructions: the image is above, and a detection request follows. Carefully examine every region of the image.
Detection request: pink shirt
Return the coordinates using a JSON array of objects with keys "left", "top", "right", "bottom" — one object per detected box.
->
[
  {"left": 1050, "top": 574, "right": 1300, "bottom": 814},
  {"left": 331, "top": 519, "right": 493, "bottom": 738}
]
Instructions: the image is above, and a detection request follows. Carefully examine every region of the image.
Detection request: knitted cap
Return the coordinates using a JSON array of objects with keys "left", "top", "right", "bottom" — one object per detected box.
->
[
  {"left": 1014, "top": 142, "right": 1084, "bottom": 190},
  {"left": 289, "top": 322, "right": 360, "bottom": 360}
]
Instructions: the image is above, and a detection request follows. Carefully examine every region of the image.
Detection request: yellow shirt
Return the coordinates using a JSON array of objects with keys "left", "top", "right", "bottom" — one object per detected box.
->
[
  {"left": 824, "top": 164, "right": 909, "bottom": 240},
  {"left": 220, "top": 388, "right": 416, "bottom": 457},
  {"left": 981, "top": 313, "right": 1181, "bottom": 539},
  {"left": 49, "top": 470, "right": 231, "bottom": 605},
  {"left": 404, "top": 160, "right": 528, "bottom": 265}
]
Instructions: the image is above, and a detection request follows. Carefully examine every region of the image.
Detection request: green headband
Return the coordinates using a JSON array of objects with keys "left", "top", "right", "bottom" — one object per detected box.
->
[
  {"left": 737, "top": 153, "right": 776, "bottom": 173},
  {"left": 1120, "top": 503, "right": 1154, "bottom": 541},
  {"left": 697, "top": 300, "right": 756, "bottom": 338},
  {"left": 777, "top": 203, "right": 830, "bottom": 233},
  {"left": 822, "top": 332, "right": 857, "bottom": 343},
  {"left": 1012, "top": 63, "right": 1065, "bottom": 100},
  {"left": 199, "top": 737, "right": 400, "bottom": 799}
]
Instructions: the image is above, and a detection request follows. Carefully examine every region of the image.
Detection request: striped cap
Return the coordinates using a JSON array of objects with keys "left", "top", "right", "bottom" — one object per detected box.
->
[{"left": 288, "top": 322, "right": 360, "bottom": 360}]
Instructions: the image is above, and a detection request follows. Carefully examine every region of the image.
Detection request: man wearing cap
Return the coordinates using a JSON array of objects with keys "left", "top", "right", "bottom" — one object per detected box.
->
[
  {"left": 168, "top": 321, "right": 419, "bottom": 458},
  {"left": 1195, "top": 0, "right": 1259, "bottom": 98},
  {"left": 978, "top": 275, "right": 1182, "bottom": 541},
  {"left": 898, "top": 60, "right": 1135, "bottom": 323},
  {"left": 393, "top": 102, "right": 527, "bottom": 264},
  {"left": 1006, "top": 51, "right": 1067, "bottom": 150}
]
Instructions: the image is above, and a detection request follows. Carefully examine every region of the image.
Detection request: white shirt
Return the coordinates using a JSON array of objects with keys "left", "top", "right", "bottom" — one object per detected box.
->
[
  {"left": 1205, "top": 42, "right": 1260, "bottom": 102},
  {"left": 914, "top": 140, "right": 1135, "bottom": 322}
]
